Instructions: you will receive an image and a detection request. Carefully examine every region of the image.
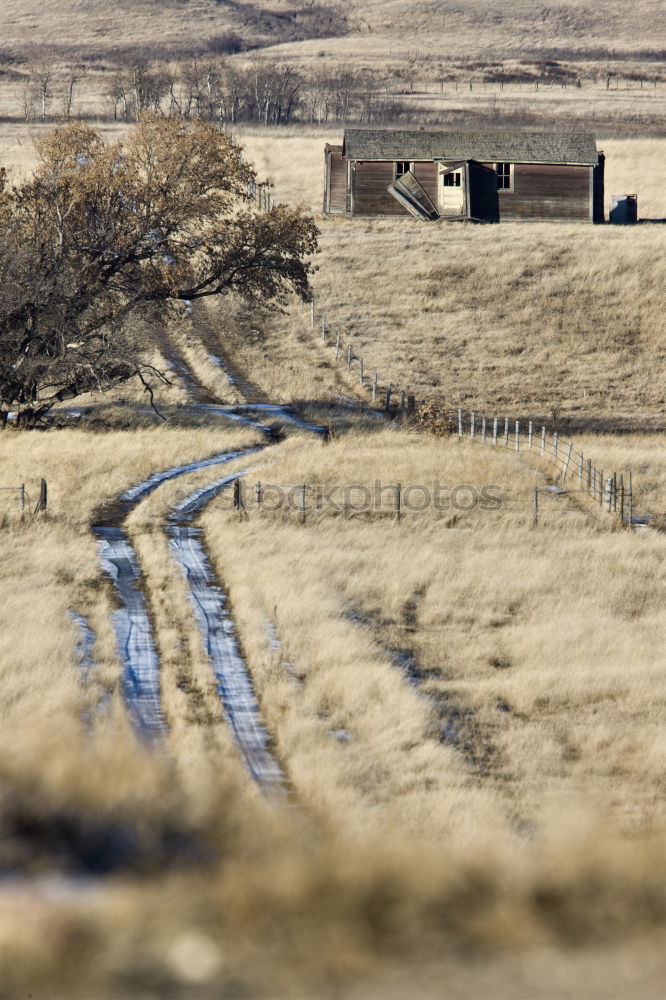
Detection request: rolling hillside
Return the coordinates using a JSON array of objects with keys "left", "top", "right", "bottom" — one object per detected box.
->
[{"left": 1, "top": 0, "right": 665, "bottom": 59}]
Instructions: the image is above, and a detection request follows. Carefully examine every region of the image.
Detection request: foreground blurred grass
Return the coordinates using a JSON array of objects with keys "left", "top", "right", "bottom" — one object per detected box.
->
[{"left": 0, "top": 423, "right": 663, "bottom": 997}]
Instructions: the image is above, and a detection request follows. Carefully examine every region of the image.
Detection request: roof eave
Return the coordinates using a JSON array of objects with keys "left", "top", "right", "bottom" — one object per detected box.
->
[{"left": 348, "top": 156, "right": 598, "bottom": 166}]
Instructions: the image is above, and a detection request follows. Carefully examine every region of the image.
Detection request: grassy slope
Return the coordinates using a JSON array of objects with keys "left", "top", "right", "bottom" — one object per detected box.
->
[
  {"left": 200, "top": 430, "right": 666, "bottom": 837},
  {"left": 0, "top": 20, "right": 664, "bottom": 993},
  {"left": 1, "top": 421, "right": 663, "bottom": 997},
  {"left": 224, "top": 131, "right": 666, "bottom": 438},
  {"left": 2, "top": 0, "right": 665, "bottom": 54}
]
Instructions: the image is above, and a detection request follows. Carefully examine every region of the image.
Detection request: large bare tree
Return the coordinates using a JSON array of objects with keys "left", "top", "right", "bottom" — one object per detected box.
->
[{"left": 0, "top": 115, "right": 318, "bottom": 426}]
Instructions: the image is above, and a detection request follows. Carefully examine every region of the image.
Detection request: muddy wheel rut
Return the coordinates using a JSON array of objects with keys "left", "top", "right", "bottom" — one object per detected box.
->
[
  {"left": 91, "top": 336, "right": 324, "bottom": 793},
  {"left": 167, "top": 467, "right": 287, "bottom": 796}
]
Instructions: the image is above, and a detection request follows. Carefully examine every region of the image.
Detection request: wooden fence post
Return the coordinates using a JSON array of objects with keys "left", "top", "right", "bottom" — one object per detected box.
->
[
  {"left": 503, "top": 417, "right": 509, "bottom": 446},
  {"left": 562, "top": 442, "right": 573, "bottom": 482},
  {"left": 255, "top": 481, "right": 262, "bottom": 509},
  {"left": 34, "top": 478, "right": 47, "bottom": 515},
  {"left": 359, "top": 356, "right": 364, "bottom": 384},
  {"left": 458, "top": 408, "right": 463, "bottom": 439},
  {"left": 347, "top": 345, "right": 352, "bottom": 370},
  {"left": 18, "top": 483, "right": 25, "bottom": 513},
  {"left": 532, "top": 486, "right": 539, "bottom": 527},
  {"left": 627, "top": 470, "right": 633, "bottom": 525},
  {"left": 599, "top": 470, "right": 604, "bottom": 504},
  {"left": 618, "top": 474, "right": 625, "bottom": 524},
  {"left": 528, "top": 420, "right": 533, "bottom": 449},
  {"left": 552, "top": 431, "right": 559, "bottom": 464},
  {"left": 492, "top": 417, "right": 498, "bottom": 445},
  {"left": 540, "top": 426, "right": 546, "bottom": 455},
  {"left": 300, "top": 484, "right": 307, "bottom": 524},
  {"left": 321, "top": 315, "right": 327, "bottom": 340},
  {"left": 515, "top": 420, "right": 520, "bottom": 452},
  {"left": 612, "top": 472, "right": 617, "bottom": 512},
  {"left": 394, "top": 482, "right": 401, "bottom": 521},
  {"left": 470, "top": 411, "right": 475, "bottom": 439},
  {"left": 335, "top": 330, "right": 341, "bottom": 361},
  {"left": 481, "top": 416, "right": 487, "bottom": 443},
  {"left": 385, "top": 384, "right": 392, "bottom": 411},
  {"left": 309, "top": 299, "right": 315, "bottom": 328},
  {"left": 372, "top": 372, "right": 378, "bottom": 402},
  {"left": 605, "top": 476, "right": 613, "bottom": 514},
  {"left": 233, "top": 478, "right": 245, "bottom": 515},
  {"left": 578, "top": 452, "right": 584, "bottom": 484},
  {"left": 586, "top": 458, "right": 592, "bottom": 492}
]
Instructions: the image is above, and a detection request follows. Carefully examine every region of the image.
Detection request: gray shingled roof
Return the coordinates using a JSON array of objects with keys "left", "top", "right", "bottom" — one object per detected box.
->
[{"left": 344, "top": 128, "right": 599, "bottom": 165}]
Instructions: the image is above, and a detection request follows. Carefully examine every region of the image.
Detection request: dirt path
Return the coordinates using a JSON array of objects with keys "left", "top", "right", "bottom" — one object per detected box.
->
[
  {"left": 167, "top": 466, "right": 287, "bottom": 796},
  {"left": 92, "top": 337, "right": 324, "bottom": 791},
  {"left": 93, "top": 447, "right": 265, "bottom": 742}
]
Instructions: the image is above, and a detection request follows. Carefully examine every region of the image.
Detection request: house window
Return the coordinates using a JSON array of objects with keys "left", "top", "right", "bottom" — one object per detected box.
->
[
  {"left": 443, "top": 171, "right": 461, "bottom": 187},
  {"left": 395, "top": 161, "right": 411, "bottom": 177},
  {"left": 496, "top": 162, "right": 512, "bottom": 190}
]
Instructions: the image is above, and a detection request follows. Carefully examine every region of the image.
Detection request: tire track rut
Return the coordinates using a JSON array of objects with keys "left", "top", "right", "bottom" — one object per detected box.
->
[{"left": 92, "top": 336, "right": 324, "bottom": 793}]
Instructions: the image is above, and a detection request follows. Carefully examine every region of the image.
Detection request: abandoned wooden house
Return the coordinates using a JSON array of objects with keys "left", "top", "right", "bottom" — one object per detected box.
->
[{"left": 323, "top": 128, "right": 605, "bottom": 222}]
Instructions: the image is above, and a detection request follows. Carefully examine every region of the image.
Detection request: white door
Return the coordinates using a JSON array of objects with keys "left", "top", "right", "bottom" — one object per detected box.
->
[{"left": 438, "top": 165, "right": 465, "bottom": 216}]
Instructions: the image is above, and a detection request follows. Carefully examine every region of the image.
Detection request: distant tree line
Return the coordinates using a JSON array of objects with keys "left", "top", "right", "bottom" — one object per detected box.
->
[
  {"left": 15, "top": 56, "right": 406, "bottom": 126},
  {"left": 106, "top": 58, "right": 404, "bottom": 126}
]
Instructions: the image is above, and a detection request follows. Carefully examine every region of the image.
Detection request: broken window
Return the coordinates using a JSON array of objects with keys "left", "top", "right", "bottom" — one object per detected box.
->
[
  {"left": 395, "top": 161, "right": 411, "bottom": 177},
  {"left": 443, "top": 172, "right": 461, "bottom": 187},
  {"left": 496, "top": 162, "right": 512, "bottom": 189}
]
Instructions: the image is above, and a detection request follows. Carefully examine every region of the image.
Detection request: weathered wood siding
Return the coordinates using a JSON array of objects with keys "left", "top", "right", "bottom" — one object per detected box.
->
[
  {"left": 351, "top": 161, "right": 406, "bottom": 216},
  {"left": 494, "top": 163, "right": 592, "bottom": 220},
  {"left": 412, "top": 161, "right": 438, "bottom": 206},
  {"left": 324, "top": 146, "right": 347, "bottom": 215},
  {"left": 331, "top": 152, "right": 600, "bottom": 221}
]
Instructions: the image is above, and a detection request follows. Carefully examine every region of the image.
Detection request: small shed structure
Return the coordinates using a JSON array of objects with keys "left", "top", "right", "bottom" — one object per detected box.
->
[{"left": 324, "top": 128, "right": 605, "bottom": 223}]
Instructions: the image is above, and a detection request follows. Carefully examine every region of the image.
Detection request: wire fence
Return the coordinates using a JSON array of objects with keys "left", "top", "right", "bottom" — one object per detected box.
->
[
  {"left": 223, "top": 476, "right": 603, "bottom": 528},
  {"left": 0, "top": 480, "right": 48, "bottom": 518},
  {"left": 246, "top": 180, "right": 275, "bottom": 212},
  {"left": 304, "top": 294, "right": 658, "bottom": 529}
]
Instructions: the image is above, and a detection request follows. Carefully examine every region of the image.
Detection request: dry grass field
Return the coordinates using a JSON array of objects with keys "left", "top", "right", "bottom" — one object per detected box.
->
[
  {"left": 0, "top": 422, "right": 664, "bottom": 998},
  {"left": 1, "top": 0, "right": 665, "bottom": 58},
  {"left": 199, "top": 430, "right": 665, "bottom": 838},
  {"left": 210, "top": 132, "right": 666, "bottom": 451},
  {"left": 0, "top": 3, "right": 665, "bottom": 994},
  {"left": 0, "top": 0, "right": 665, "bottom": 138}
]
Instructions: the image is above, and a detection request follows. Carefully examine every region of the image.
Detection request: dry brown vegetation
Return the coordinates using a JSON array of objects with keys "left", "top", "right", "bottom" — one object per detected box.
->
[
  {"left": 1, "top": 0, "right": 665, "bottom": 58},
  {"left": 208, "top": 132, "right": 666, "bottom": 451},
  {"left": 1, "top": 422, "right": 664, "bottom": 998},
  {"left": 0, "top": 0, "right": 665, "bottom": 141},
  {"left": 0, "top": 7, "right": 665, "bottom": 994},
  {"left": 199, "top": 430, "right": 665, "bottom": 841}
]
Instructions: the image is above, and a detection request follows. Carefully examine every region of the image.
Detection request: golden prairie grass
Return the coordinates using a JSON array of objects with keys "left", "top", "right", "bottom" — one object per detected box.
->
[
  {"left": 0, "top": 424, "right": 260, "bottom": 761},
  {"left": 179, "top": 427, "right": 665, "bottom": 995},
  {"left": 0, "top": 83, "right": 664, "bottom": 1000},
  {"left": 572, "top": 432, "right": 666, "bottom": 511},
  {"left": 0, "top": 419, "right": 664, "bottom": 997},
  {"left": 199, "top": 429, "right": 665, "bottom": 835},
  {"left": 210, "top": 132, "right": 666, "bottom": 436},
  {"left": 311, "top": 219, "right": 666, "bottom": 430},
  {"left": 192, "top": 293, "right": 366, "bottom": 405},
  {"left": 1, "top": 0, "right": 665, "bottom": 56}
]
